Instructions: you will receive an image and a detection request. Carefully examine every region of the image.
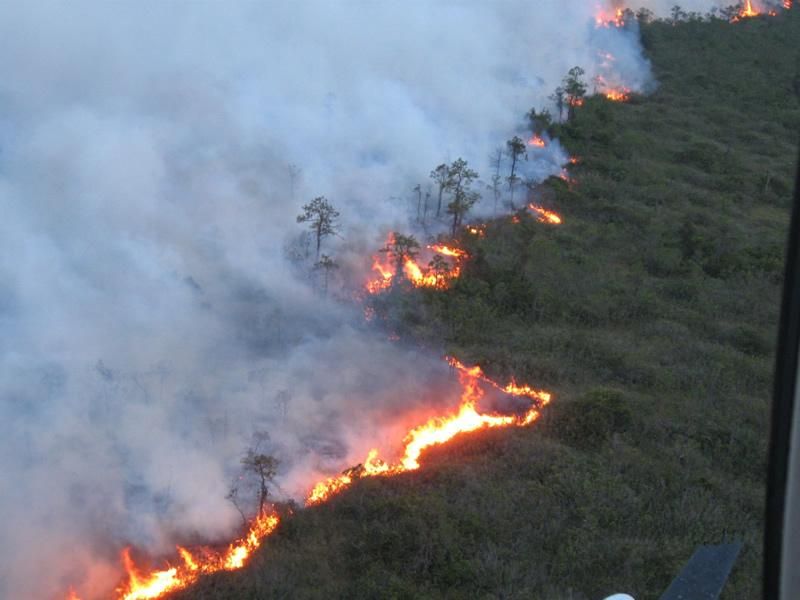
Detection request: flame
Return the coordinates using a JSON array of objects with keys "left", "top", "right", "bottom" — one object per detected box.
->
[
  {"left": 365, "top": 235, "right": 468, "bottom": 293},
  {"left": 740, "top": 0, "right": 759, "bottom": 17},
  {"left": 528, "top": 135, "right": 546, "bottom": 148},
  {"left": 114, "top": 512, "right": 279, "bottom": 600},
  {"left": 429, "top": 244, "right": 467, "bottom": 259},
  {"left": 729, "top": 0, "right": 791, "bottom": 20},
  {"left": 366, "top": 252, "right": 395, "bottom": 294},
  {"left": 528, "top": 204, "right": 563, "bottom": 225},
  {"left": 467, "top": 225, "right": 486, "bottom": 237},
  {"left": 558, "top": 169, "right": 575, "bottom": 185},
  {"left": 68, "top": 351, "right": 550, "bottom": 599},
  {"left": 595, "top": 7, "right": 624, "bottom": 27},
  {"left": 66, "top": 588, "right": 82, "bottom": 600},
  {"left": 604, "top": 88, "right": 630, "bottom": 102},
  {"left": 306, "top": 358, "right": 550, "bottom": 506}
]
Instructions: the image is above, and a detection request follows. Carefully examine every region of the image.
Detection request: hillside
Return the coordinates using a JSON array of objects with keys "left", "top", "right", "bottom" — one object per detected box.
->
[{"left": 173, "top": 12, "right": 800, "bottom": 600}]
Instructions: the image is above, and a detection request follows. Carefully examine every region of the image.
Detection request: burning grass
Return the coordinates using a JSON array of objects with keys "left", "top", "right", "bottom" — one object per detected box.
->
[{"left": 72, "top": 358, "right": 551, "bottom": 600}]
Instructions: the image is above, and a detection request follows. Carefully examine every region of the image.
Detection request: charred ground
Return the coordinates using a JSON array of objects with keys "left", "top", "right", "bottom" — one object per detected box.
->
[{"left": 172, "top": 12, "right": 799, "bottom": 600}]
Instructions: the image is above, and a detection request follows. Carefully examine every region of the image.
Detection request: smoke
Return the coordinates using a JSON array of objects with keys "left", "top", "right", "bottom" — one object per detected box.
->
[{"left": 0, "top": 1, "right": 724, "bottom": 598}]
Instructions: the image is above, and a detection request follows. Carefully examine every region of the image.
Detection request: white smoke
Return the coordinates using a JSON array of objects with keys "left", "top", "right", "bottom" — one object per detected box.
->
[{"left": 0, "top": 1, "right": 722, "bottom": 598}]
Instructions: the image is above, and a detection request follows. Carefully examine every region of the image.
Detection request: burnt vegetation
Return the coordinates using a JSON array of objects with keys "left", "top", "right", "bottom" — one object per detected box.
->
[{"left": 173, "top": 9, "right": 799, "bottom": 600}]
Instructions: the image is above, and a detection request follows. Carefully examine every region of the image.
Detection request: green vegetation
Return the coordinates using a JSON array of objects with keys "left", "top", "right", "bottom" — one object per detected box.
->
[{"left": 174, "top": 11, "right": 799, "bottom": 599}]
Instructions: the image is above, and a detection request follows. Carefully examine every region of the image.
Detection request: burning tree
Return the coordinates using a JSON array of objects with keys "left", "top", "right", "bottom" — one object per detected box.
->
[
  {"left": 562, "top": 66, "right": 587, "bottom": 120},
  {"left": 445, "top": 158, "right": 480, "bottom": 236},
  {"left": 296, "top": 196, "right": 340, "bottom": 260},
  {"left": 506, "top": 136, "right": 526, "bottom": 209},
  {"left": 381, "top": 233, "right": 421, "bottom": 282}
]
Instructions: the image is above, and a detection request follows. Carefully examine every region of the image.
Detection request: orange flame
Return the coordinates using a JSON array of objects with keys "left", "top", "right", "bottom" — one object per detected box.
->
[
  {"left": 306, "top": 358, "right": 550, "bottom": 506},
  {"left": 604, "top": 88, "right": 630, "bottom": 102},
  {"left": 528, "top": 135, "right": 546, "bottom": 148},
  {"left": 528, "top": 204, "right": 563, "bottom": 225},
  {"left": 429, "top": 244, "right": 467, "bottom": 259},
  {"left": 365, "top": 235, "right": 468, "bottom": 293},
  {"left": 730, "top": 0, "right": 790, "bottom": 20},
  {"left": 114, "top": 512, "right": 279, "bottom": 600},
  {"left": 366, "top": 253, "right": 395, "bottom": 294},
  {"left": 595, "top": 7, "right": 624, "bottom": 27},
  {"left": 741, "top": 0, "right": 759, "bottom": 16},
  {"left": 467, "top": 225, "right": 486, "bottom": 237}
]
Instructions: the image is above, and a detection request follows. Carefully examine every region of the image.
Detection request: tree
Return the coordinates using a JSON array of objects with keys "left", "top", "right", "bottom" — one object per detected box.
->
[
  {"left": 430, "top": 164, "right": 449, "bottom": 217},
  {"left": 670, "top": 5, "right": 687, "bottom": 23},
  {"left": 381, "top": 233, "right": 420, "bottom": 280},
  {"left": 563, "top": 67, "right": 587, "bottom": 121},
  {"left": 241, "top": 448, "right": 279, "bottom": 517},
  {"left": 488, "top": 147, "right": 504, "bottom": 215},
  {"left": 227, "top": 432, "right": 279, "bottom": 524},
  {"left": 428, "top": 254, "right": 451, "bottom": 286},
  {"left": 287, "top": 163, "right": 302, "bottom": 200},
  {"left": 446, "top": 158, "right": 479, "bottom": 236},
  {"left": 423, "top": 188, "right": 431, "bottom": 225},
  {"left": 526, "top": 107, "right": 553, "bottom": 136},
  {"left": 636, "top": 7, "right": 654, "bottom": 24},
  {"left": 296, "top": 196, "right": 340, "bottom": 261},
  {"left": 506, "top": 136, "right": 527, "bottom": 209},
  {"left": 413, "top": 184, "right": 422, "bottom": 222},
  {"left": 314, "top": 254, "right": 339, "bottom": 295},
  {"left": 549, "top": 86, "right": 566, "bottom": 122}
]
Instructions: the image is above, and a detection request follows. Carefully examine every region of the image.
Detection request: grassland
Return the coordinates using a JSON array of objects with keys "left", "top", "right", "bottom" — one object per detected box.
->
[{"left": 173, "top": 11, "right": 800, "bottom": 599}]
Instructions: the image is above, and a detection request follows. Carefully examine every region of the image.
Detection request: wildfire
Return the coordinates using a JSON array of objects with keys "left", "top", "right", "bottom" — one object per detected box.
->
[
  {"left": 567, "top": 97, "right": 585, "bottom": 108},
  {"left": 429, "top": 244, "right": 467, "bottom": 259},
  {"left": 365, "top": 235, "right": 468, "bottom": 293},
  {"left": 528, "top": 134, "right": 546, "bottom": 148},
  {"left": 466, "top": 225, "right": 486, "bottom": 237},
  {"left": 558, "top": 169, "right": 576, "bottom": 185},
  {"left": 366, "top": 251, "right": 395, "bottom": 294},
  {"left": 306, "top": 358, "right": 550, "bottom": 506},
  {"left": 604, "top": 88, "right": 630, "bottom": 102},
  {"left": 68, "top": 351, "right": 551, "bottom": 599},
  {"left": 595, "top": 7, "right": 624, "bottom": 27},
  {"left": 730, "top": 0, "right": 788, "bottom": 20},
  {"left": 103, "top": 512, "right": 280, "bottom": 600},
  {"left": 738, "top": 0, "right": 760, "bottom": 18},
  {"left": 528, "top": 203, "right": 563, "bottom": 225}
]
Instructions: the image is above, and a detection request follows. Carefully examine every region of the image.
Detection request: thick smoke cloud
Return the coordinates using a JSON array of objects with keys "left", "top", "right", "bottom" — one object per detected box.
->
[{"left": 0, "top": 2, "right": 721, "bottom": 598}]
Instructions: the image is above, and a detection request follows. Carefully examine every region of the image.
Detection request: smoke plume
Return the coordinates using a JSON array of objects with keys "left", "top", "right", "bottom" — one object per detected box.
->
[{"left": 0, "top": 1, "right": 726, "bottom": 598}]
